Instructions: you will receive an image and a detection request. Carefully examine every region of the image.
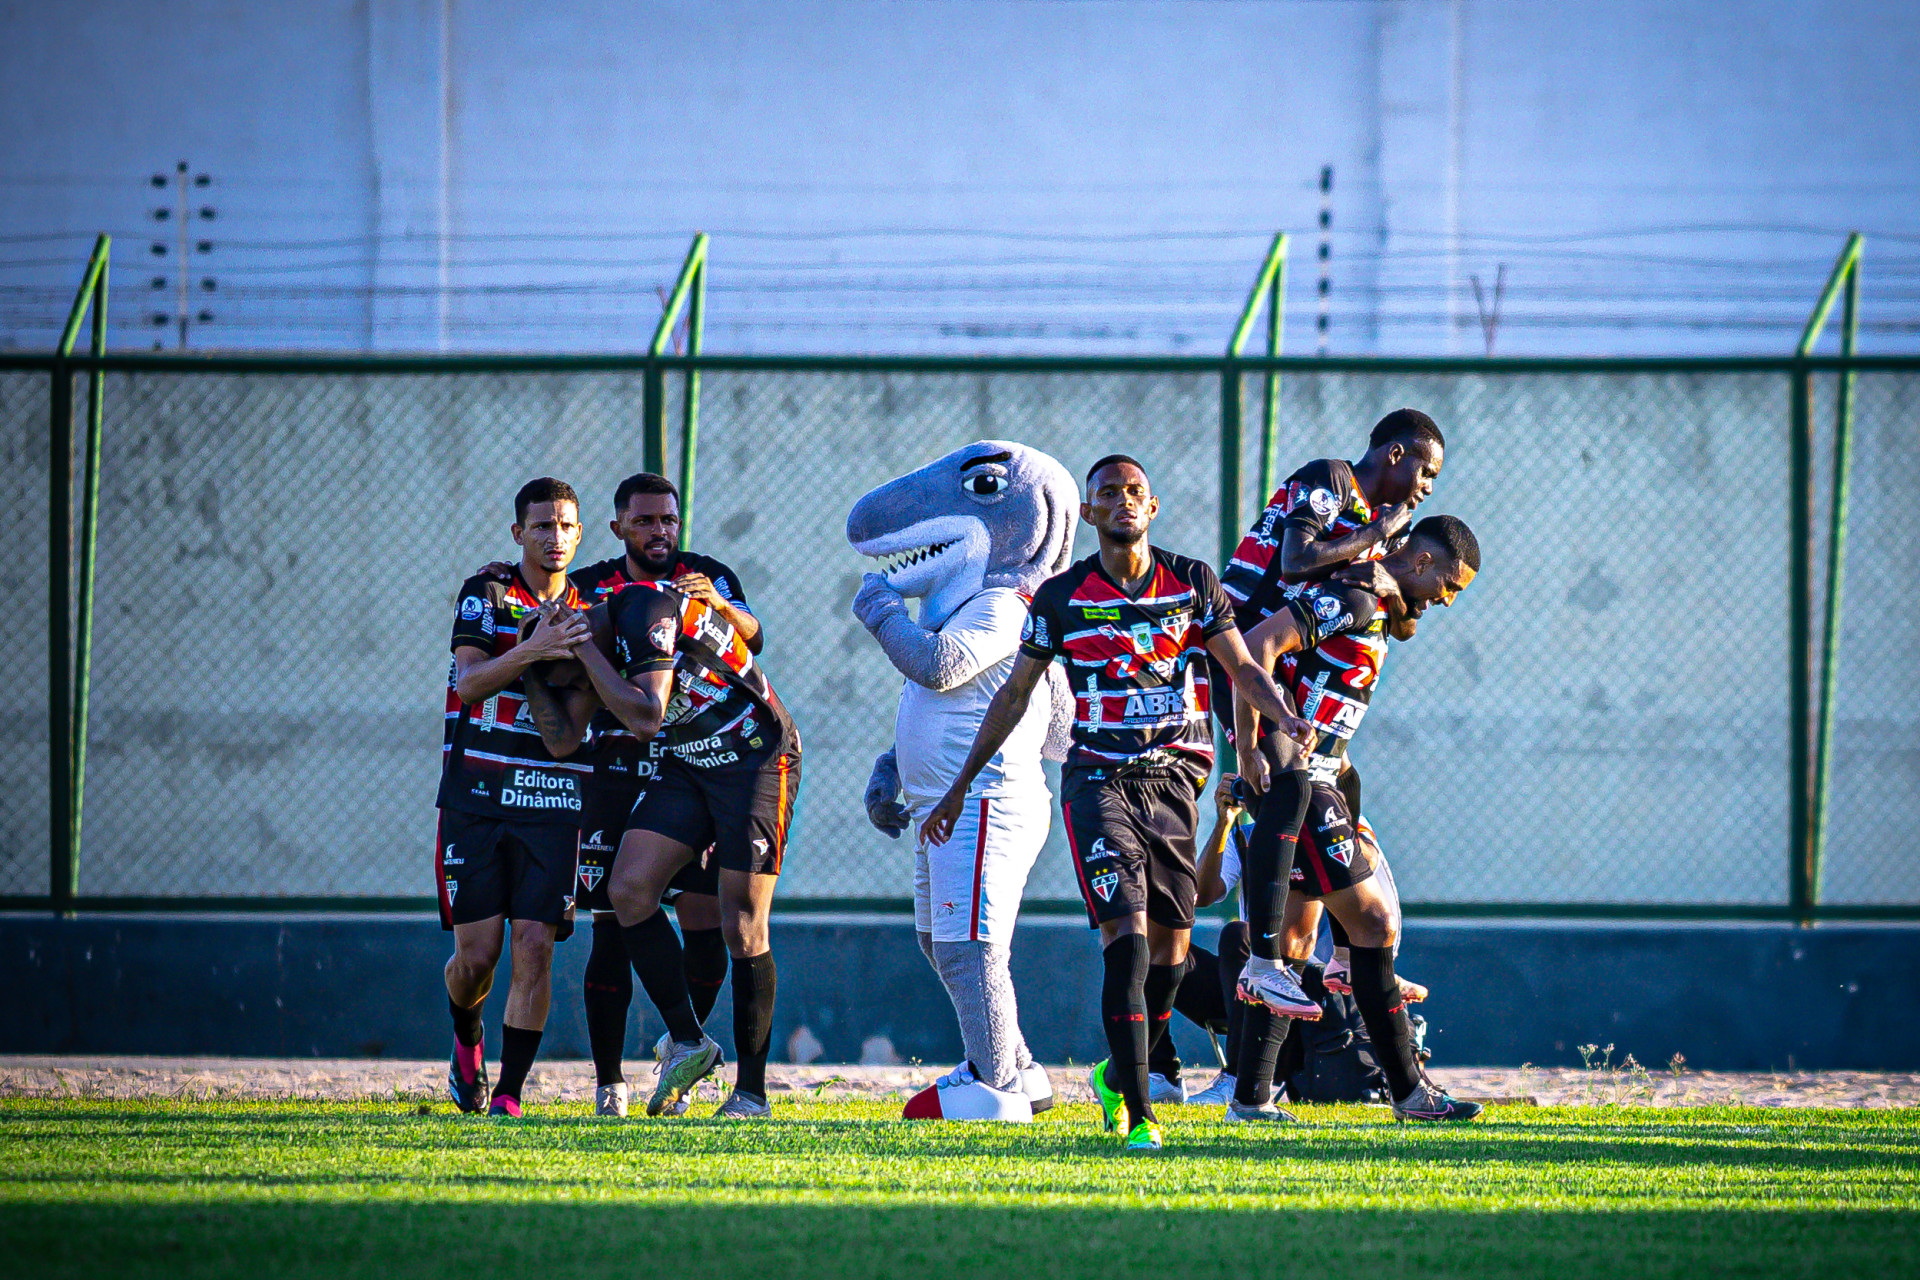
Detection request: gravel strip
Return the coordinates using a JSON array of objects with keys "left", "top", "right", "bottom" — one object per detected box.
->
[{"left": 3, "top": 1057, "right": 1916, "bottom": 1109}]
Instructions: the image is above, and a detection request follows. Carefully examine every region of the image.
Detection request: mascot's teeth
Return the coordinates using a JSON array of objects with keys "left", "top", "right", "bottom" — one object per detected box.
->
[{"left": 881, "top": 540, "right": 954, "bottom": 574}]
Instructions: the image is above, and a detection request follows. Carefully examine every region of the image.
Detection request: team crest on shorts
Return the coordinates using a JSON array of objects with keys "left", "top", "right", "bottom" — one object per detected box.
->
[
  {"left": 1325, "top": 838, "right": 1355, "bottom": 867},
  {"left": 578, "top": 865, "right": 604, "bottom": 890},
  {"left": 1090, "top": 871, "right": 1120, "bottom": 902}
]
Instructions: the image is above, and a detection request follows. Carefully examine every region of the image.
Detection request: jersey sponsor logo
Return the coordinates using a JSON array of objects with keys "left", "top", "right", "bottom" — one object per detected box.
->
[
  {"left": 649, "top": 618, "right": 675, "bottom": 652},
  {"left": 500, "top": 767, "right": 582, "bottom": 812},
  {"left": 578, "top": 864, "right": 604, "bottom": 891},
  {"left": 1024, "top": 614, "right": 1049, "bottom": 648},
  {"left": 1080, "top": 606, "right": 1121, "bottom": 620},
  {"left": 1122, "top": 689, "right": 1187, "bottom": 720},
  {"left": 1314, "top": 594, "right": 1343, "bottom": 621},
  {"left": 752, "top": 838, "right": 770, "bottom": 857},
  {"left": 459, "top": 596, "right": 485, "bottom": 621},
  {"left": 1308, "top": 487, "right": 1340, "bottom": 521}
]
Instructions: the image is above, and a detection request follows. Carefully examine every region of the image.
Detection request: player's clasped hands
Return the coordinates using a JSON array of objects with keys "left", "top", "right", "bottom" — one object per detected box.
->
[{"left": 522, "top": 602, "right": 590, "bottom": 660}]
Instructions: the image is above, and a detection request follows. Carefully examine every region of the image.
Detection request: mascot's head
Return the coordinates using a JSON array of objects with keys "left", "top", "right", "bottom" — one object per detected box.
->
[{"left": 846, "top": 440, "right": 1077, "bottom": 626}]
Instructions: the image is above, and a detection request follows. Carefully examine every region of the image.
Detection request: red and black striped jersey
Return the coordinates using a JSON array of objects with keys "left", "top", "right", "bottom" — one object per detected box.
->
[
  {"left": 606, "top": 579, "right": 797, "bottom": 769},
  {"left": 1019, "top": 548, "right": 1237, "bottom": 776},
  {"left": 1267, "top": 578, "right": 1389, "bottom": 786},
  {"left": 1220, "top": 458, "right": 1380, "bottom": 624},
  {"left": 570, "top": 552, "right": 753, "bottom": 766},
  {"left": 438, "top": 569, "right": 590, "bottom": 822}
]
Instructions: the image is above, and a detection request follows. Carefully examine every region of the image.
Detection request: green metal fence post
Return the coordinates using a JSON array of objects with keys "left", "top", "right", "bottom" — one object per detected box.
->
[
  {"left": 48, "top": 234, "right": 110, "bottom": 915},
  {"left": 71, "top": 239, "right": 109, "bottom": 886},
  {"left": 649, "top": 233, "right": 710, "bottom": 518},
  {"left": 1808, "top": 235, "right": 1863, "bottom": 912},
  {"left": 678, "top": 254, "right": 706, "bottom": 548},
  {"left": 642, "top": 362, "right": 666, "bottom": 475},
  {"left": 1224, "top": 232, "right": 1289, "bottom": 565},
  {"left": 1791, "top": 231, "right": 1864, "bottom": 925}
]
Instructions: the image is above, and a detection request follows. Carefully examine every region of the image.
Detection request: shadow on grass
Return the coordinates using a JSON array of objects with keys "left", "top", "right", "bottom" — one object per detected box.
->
[{"left": 2, "top": 1199, "right": 1916, "bottom": 1280}]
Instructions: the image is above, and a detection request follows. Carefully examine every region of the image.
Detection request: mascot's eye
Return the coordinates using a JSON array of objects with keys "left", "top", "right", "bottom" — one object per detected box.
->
[{"left": 962, "top": 473, "right": 1007, "bottom": 497}]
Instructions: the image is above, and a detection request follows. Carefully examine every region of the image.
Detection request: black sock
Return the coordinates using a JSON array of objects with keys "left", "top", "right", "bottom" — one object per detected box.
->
[
  {"left": 1173, "top": 945, "right": 1227, "bottom": 1031},
  {"left": 1217, "top": 921, "right": 1251, "bottom": 1070},
  {"left": 1246, "top": 766, "right": 1311, "bottom": 960},
  {"left": 731, "top": 951, "right": 777, "bottom": 1098},
  {"left": 1273, "top": 961, "right": 1321, "bottom": 1089},
  {"left": 1348, "top": 944, "right": 1421, "bottom": 1100},
  {"left": 448, "top": 996, "right": 484, "bottom": 1048},
  {"left": 1100, "top": 934, "right": 1153, "bottom": 1125},
  {"left": 1143, "top": 961, "right": 1183, "bottom": 1071},
  {"left": 1233, "top": 958, "right": 1306, "bottom": 1106},
  {"left": 1147, "top": 951, "right": 1190, "bottom": 1081},
  {"left": 583, "top": 917, "right": 633, "bottom": 1088},
  {"left": 682, "top": 926, "right": 729, "bottom": 1025},
  {"left": 620, "top": 912, "right": 702, "bottom": 1044},
  {"left": 492, "top": 1024, "right": 542, "bottom": 1102}
]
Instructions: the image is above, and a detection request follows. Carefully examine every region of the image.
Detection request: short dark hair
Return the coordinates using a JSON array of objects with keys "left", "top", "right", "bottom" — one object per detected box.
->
[
  {"left": 514, "top": 477, "right": 579, "bottom": 525},
  {"left": 1368, "top": 408, "right": 1445, "bottom": 455},
  {"left": 1085, "top": 454, "right": 1148, "bottom": 485},
  {"left": 1409, "top": 514, "right": 1480, "bottom": 572},
  {"left": 613, "top": 471, "right": 679, "bottom": 512}
]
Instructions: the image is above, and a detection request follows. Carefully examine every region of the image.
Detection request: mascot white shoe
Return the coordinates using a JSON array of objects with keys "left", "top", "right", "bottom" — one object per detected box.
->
[{"left": 846, "top": 441, "right": 1077, "bottom": 1121}]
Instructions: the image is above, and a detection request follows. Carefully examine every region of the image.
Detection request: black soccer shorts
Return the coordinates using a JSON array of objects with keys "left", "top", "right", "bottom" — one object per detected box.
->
[
  {"left": 1062, "top": 766, "right": 1203, "bottom": 930},
  {"left": 1289, "top": 782, "right": 1379, "bottom": 898},
  {"left": 435, "top": 808, "right": 578, "bottom": 930},
  {"left": 575, "top": 744, "right": 721, "bottom": 911},
  {"left": 624, "top": 749, "right": 800, "bottom": 877}
]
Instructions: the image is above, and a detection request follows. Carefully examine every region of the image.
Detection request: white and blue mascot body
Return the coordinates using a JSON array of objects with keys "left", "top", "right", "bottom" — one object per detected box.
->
[{"left": 847, "top": 441, "right": 1077, "bottom": 1121}]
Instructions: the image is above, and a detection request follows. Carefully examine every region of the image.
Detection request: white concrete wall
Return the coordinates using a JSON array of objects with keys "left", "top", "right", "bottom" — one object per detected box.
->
[{"left": 1, "top": 0, "right": 1915, "bottom": 354}]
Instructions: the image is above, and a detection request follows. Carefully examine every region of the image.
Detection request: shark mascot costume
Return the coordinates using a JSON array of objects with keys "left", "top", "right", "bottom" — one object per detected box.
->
[{"left": 847, "top": 441, "right": 1077, "bottom": 1121}]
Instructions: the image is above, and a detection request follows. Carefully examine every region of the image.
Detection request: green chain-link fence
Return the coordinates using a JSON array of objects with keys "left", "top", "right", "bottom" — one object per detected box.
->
[{"left": 8, "top": 353, "right": 1916, "bottom": 917}]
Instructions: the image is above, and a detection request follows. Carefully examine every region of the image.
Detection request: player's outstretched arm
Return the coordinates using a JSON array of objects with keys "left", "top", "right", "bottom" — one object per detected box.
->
[
  {"left": 453, "top": 608, "right": 589, "bottom": 705},
  {"left": 1280, "top": 502, "right": 1412, "bottom": 579},
  {"left": 919, "top": 650, "right": 1049, "bottom": 847}
]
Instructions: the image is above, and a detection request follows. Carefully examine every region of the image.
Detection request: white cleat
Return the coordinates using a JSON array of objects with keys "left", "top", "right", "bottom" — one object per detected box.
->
[
  {"left": 594, "top": 1082, "right": 628, "bottom": 1117},
  {"left": 1020, "top": 1063, "right": 1055, "bottom": 1114},
  {"left": 648, "top": 1035, "right": 723, "bottom": 1117},
  {"left": 1225, "top": 1098, "right": 1299, "bottom": 1124},
  {"left": 1185, "top": 1072, "right": 1237, "bottom": 1106},
  {"left": 1322, "top": 954, "right": 1428, "bottom": 1002},
  {"left": 1147, "top": 1072, "right": 1188, "bottom": 1104},
  {"left": 1237, "top": 959, "right": 1323, "bottom": 1020},
  {"left": 713, "top": 1089, "right": 772, "bottom": 1119}
]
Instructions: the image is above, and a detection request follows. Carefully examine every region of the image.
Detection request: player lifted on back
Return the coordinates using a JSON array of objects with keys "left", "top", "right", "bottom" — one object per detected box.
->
[
  {"left": 548, "top": 549, "right": 801, "bottom": 1119},
  {"left": 1236, "top": 514, "right": 1483, "bottom": 1122},
  {"left": 437, "top": 478, "right": 591, "bottom": 1118},
  {"left": 566, "top": 473, "right": 760, "bottom": 1116},
  {"left": 924, "top": 455, "right": 1311, "bottom": 1152}
]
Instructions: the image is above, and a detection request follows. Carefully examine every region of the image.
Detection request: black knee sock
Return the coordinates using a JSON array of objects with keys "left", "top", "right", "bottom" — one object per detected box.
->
[
  {"left": 1348, "top": 944, "right": 1421, "bottom": 1100},
  {"left": 620, "top": 912, "right": 702, "bottom": 1044},
  {"left": 1233, "top": 959, "right": 1305, "bottom": 1106},
  {"left": 1173, "top": 945, "right": 1227, "bottom": 1030},
  {"left": 1100, "top": 934, "right": 1153, "bottom": 1126},
  {"left": 1246, "top": 766, "right": 1311, "bottom": 960},
  {"left": 1273, "top": 961, "right": 1322, "bottom": 1089},
  {"left": 1216, "top": 922, "right": 1251, "bottom": 1071},
  {"left": 1144, "top": 961, "right": 1183, "bottom": 1064},
  {"left": 583, "top": 918, "right": 633, "bottom": 1087},
  {"left": 448, "top": 996, "right": 484, "bottom": 1048},
  {"left": 682, "top": 926, "right": 729, "bottom": 1025},
  {"left": 492, "top": 1024, "right": 542, "bottom": 1102},
  {"left": 731, "top": 951, "right": 777, "bottom": 1098}
]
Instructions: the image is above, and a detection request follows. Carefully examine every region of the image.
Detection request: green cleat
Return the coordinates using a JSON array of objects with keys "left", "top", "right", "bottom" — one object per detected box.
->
[
  {"left": 1123, "top": 1119, "right": 1163, "bottom": 1152},
  {"left": 1089, "top": 1059, "right": 1129, "bottom": 1134}
]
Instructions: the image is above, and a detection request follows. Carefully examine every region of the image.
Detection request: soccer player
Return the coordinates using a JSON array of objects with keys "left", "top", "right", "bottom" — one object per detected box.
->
[
  {"left": 437, "top": 477, "right": 592, "bottom": 1118},
  {"left": 922, "top": 455, "right": 1312, "bottom": 1151},
  {"left": 553, "top": 559, "right": 801, "bottom": 1119},
  {"left": 566, "top": 472, "right": 760, "bottom": 1117},
  {"left": 1235, "top": 514, "right": 1484, "bottom": 1123}
]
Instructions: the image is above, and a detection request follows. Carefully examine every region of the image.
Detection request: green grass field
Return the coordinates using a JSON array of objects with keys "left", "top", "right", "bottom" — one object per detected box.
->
[{"left": 3, "top": 1098, "right": 1916, "bottom": 1278}]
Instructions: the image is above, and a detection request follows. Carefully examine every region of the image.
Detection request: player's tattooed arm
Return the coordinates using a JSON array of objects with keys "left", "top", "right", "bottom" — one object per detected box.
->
[
  {"left": 1279, "top": 501, "right": 1413, "bottom": 578},
  {"left": 673, "top": 572, "right": 763, "bottom": 654},
  {"left": 920, "top": 650, "right": 1050, "bottom": 847},
  {"left": 520, "top": 668, "right": 595, "bottom": 758},
  {"left": 452, "top": 607, "right": 589, "bottom": 704}
]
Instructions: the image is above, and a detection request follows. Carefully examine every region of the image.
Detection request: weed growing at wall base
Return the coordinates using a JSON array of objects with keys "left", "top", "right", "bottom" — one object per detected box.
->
[{"left": 1, "top": 1099, "right": 1916, "bottom": 1279}]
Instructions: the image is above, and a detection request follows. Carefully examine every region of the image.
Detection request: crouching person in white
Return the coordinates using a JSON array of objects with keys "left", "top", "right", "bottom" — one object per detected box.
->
[{"left": 847, "top": 441, "right": 1078, "bottom": 1120}]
